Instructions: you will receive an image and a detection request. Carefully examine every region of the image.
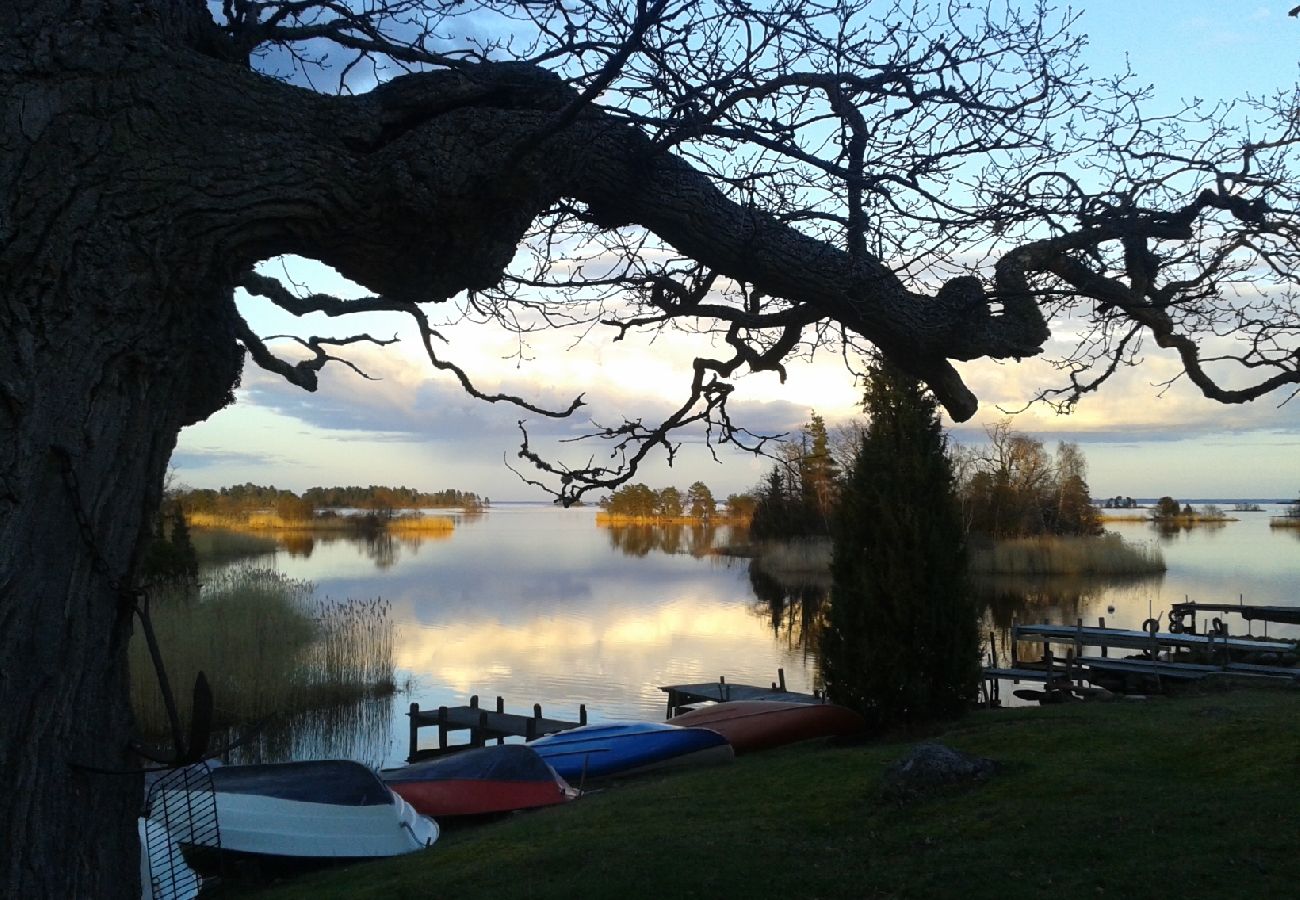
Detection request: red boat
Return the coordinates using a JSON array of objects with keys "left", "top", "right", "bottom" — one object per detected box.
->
[
  {"left": 380, "top": 744, "right": 578, "bottom": 818},
  {"left": 667, "top": 700, "right": 865, "bottom": 754}
]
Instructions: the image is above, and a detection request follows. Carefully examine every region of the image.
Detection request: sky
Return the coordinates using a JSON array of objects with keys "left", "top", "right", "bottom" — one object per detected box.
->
[{"left": 172, "top": 2, "right": 1300, "bottom": 502}]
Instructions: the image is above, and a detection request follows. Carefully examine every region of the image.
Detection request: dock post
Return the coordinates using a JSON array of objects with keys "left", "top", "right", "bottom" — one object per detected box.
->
[
  {"left": 579, "top": 703, "right": 588, "bottom": 725},
  {"left": 777, "top": 668, "right": 786, "bottom": 691},
  {"left": 665, "top": 689, "right": 676, "bottom": 719},
  {"left": 408, "top": 702, "right": 420, "bottom": 761},
  {"left": 438, "top": 705, "right": 449, "bottom": 750},
  {"left": 474, "top": 709, "right": 488, "bottom": 748},
  {"left": 496, "top": 696, "right": 506, "bottom": 745},
  {"left": 1099, "top": 617, "right": 1108, "bottom": 657}
]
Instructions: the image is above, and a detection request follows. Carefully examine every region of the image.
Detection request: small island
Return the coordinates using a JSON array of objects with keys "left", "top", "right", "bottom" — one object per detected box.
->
[
  {"left": 176, "top": 482, "right": 485, "bottom": 535},
  {"left": 1149, "top": 496, "right": 1237, "bottom": 525},
  {"left": 1270, "top": 494, "right": 1300, "bottom": 529},
  {"left": 595, "top": 481, "right": 755, "bottom": 525}
]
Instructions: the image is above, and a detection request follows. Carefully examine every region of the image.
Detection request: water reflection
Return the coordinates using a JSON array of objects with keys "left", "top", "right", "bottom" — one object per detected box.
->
[
  {"left": 601, "top": 522, "right": 740, "bottom": 558},
  {"left": 200, "top": 502, "right": 1299, "bottom": 764},
  {"left": 1153, "top": 520, "right": 1229, "bottom": 539},
  {"left": 222, "top": 697, "right": 394, "bottom": 769},
  {"left": 973, "top": 573, "right": 1163, "bottom": 669},
  {"left": 747, "top": 568, "right": 828, "bottom": 662}
]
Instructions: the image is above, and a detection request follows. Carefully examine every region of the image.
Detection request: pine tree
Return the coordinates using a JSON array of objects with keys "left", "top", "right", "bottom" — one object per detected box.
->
[{"left": 821, "top": 360, "right": 979, "bottom": 729}]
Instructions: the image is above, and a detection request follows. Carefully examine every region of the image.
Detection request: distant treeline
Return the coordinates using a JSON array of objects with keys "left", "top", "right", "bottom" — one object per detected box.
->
[
  {"left": 748, "top": 417, "right": 1103, "bottom": 542},
  {"left": 176, "top": 482, "right": 486, "bottom": 516},
  {"left": 598, "top": 481, "right": 755, "bottom": 520}
]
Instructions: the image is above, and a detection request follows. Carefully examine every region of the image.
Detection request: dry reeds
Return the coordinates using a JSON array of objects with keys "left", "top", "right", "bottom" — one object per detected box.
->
[
  {"left": 129, "top": 567, "right": 395, "bottom": 740},
  {"left": 385, "top": 514, "right": 454, "bottom": 535},
  {"left": 745, "top": 533, "right": 1164, "bottom": 582},
  {"left": 749, "top": 537, "right": 834, "bottom": 582},
  {"left": 967, "top": 533, "right": 1166, "bottom": 577},
  {"left": 186, "top": 510, "right": 453, "bottom": 536}
]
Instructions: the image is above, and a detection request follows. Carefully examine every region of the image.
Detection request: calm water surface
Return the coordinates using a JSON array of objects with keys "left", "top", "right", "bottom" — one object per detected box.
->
[{"left": 227, "top": 502, "right": 1299, "bottom": 767}]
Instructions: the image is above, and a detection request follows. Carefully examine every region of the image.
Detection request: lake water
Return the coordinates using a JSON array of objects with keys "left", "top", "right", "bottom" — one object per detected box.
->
[{"left": 221, "top": 502, "right": 1299, "bottom": 768}]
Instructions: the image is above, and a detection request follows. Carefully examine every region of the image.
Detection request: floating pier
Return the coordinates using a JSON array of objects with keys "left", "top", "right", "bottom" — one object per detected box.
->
[
  {"left": 407, "top": 695, "right": 587, "bottom": 762},
  {"left": 660, "top": 669, "right": 823, "bottom": 718},
  {"left": 1170, "top": 600, "right": 1300, "bottom": 631},
  {"left": 982, "top": 615, "right": 1300, "bottom": 706}
]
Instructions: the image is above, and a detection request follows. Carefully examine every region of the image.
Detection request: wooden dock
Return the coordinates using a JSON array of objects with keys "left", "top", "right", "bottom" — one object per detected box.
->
[
  {"left": 660, "top": 669, "right": 823, "bottom": 718},
  {"left": 1013, "top": 621, "right": 1294, "bottom": 656},
  {"left": 406, "top": 695, "right": 587, "bottom": 761},
  {"left": 982, "top": 616, "right": 1299, "bottom": 705},
  {"left": 1170, "top": 601, "right": 1300, "bottom": 630}
]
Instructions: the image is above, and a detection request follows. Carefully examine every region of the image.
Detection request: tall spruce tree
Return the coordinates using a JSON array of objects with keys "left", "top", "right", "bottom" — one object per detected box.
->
[{"left": 821, "top": 360, "right": 979, "bottom": 729}]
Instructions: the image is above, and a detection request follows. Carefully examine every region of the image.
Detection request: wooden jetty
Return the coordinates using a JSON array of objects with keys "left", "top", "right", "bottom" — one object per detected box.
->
[
  {"left": 406, "top": 695, "right": 587, "bottom": 762},
  {"left": 981, "top": 617, "right": 1300, "bottom": 706},
  {"left": 660, "top": 669, "right": 823, "bottom": 718},
  {"left": 1170, "top": 600, "right": 1300, "bottom": 630},
  {"left": 1013, "top": 621, "right": 1294, "bottom": 657}
]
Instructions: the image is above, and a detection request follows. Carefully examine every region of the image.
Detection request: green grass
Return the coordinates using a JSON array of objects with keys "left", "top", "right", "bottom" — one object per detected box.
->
[
  {"left": 130, "top": 568, "right": 394, "bottom": 738},
  {"left": 227, "top": 688, "right": 1300, "bottom": 900}
]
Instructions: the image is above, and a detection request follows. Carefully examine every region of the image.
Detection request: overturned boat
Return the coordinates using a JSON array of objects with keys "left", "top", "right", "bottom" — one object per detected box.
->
[
  {"left": 530, "top": 722, "right": 734, "bottom": 780},
  {"left": 667, "top": 700, "right": 865, "bottom": 754},
  {"left": 150, "top": 759, "right": 438, "bottom": 859},
  {"left": 381, "top": 744, "right": 578, "bottom": 818}
]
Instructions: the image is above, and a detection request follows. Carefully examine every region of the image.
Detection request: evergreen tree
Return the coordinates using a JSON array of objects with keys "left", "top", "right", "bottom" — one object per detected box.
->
[
  {"left": 749, "top": 466, "right": 793, "bottom": 540},
  {"left": 799, "top": 412, "right": 840, "bottom": 532},
  {"left": 821, "top": 360, "right": 979, "bottom": 730},
  {"left": 685, "top": 481, "right": 717, "bottom": 518}
]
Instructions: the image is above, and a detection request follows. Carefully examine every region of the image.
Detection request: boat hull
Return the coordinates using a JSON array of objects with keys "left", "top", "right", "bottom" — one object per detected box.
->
[
  {"left": 382, "top": 744, "right": 577, "bottom": 818},
  {"left": 667, "top": 700, "right": 865, "bottom": 754},
  {"left": 153, "top": 760, "right": 439, "bottom": 859},
  {"left": 530, "top": 722, "right": 734, "bottom": 780}
]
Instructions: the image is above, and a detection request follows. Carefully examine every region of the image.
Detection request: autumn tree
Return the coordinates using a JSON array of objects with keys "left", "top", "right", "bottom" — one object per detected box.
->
[
  {"left": 958, "top": 425, "right": 1101, "bottom": 538},
  {"left": 7, "top": 1, "right": 1300, "bottom": 895}
]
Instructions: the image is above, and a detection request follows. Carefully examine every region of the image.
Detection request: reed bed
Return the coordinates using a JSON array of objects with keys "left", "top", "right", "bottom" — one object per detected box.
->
[
  {"left": 385, "top": 514, "right": 454, "bottom": 535},
  {"left": 745, "top": 533, "right": 1163, "bottom": 583},
  {"left": 967, "top": 533, "right": 1166, "bottom": 577},
  {"left": 298, "top": 596, "right": 396, "bottom": 704},
  {"left": 749, "top": 537, "right": 834, "bottom": 582},
  {"left": 187, "top": 510, "right": 453, "bottom": 535},
  {"left": 129, "top": 567, "right": 395, "bottom": 740},
  {"left": 187, "top": 511, "right": 354, "bottom": 531}
]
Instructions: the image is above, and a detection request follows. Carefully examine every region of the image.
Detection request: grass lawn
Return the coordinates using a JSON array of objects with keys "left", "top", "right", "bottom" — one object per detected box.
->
[{"left": 225, "top": 688, "right": 1300, "bottom": 899}]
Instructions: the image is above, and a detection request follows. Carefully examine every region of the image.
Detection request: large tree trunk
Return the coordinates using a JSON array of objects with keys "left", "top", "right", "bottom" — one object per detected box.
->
[
  {"left": 0, "top": 7, "right": 557, "bottom": 894},
  {"left": 1, "top": 9, "right": 247, "bottom": 897}
]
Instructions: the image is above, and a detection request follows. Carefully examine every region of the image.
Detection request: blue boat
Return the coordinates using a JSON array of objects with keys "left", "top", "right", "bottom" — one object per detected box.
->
[{"left": 529, "top": 722, "right": 734, "bottom": 780}]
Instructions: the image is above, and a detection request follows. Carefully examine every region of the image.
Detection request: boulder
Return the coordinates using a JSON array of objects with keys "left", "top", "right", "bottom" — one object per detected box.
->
[{"left": 878, "top": 742, "right": 997, "bottom": 803}]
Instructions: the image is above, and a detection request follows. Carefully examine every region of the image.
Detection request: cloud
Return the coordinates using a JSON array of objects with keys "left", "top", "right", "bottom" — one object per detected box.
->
[{"left": 168, "top": 447, "right": 291, "bottom": 471}]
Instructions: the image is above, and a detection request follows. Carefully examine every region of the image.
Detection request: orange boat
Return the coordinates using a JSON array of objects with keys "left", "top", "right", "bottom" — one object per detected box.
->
[{"left": 667, "top": 700, "right": 865, "bottom": 754}]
